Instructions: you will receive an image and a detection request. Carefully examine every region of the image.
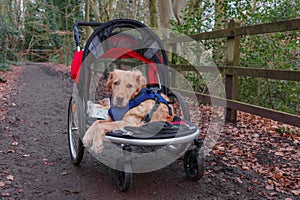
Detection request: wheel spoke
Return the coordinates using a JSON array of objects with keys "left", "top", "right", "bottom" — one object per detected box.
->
[{"left": 71, "top": 127, "right": 79, "bottom": 131}]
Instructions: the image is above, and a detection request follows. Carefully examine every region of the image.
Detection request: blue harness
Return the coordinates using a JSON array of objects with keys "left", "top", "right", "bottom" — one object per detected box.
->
[{"left": 108, "top": 88, "right": 172, "bottom": 121}]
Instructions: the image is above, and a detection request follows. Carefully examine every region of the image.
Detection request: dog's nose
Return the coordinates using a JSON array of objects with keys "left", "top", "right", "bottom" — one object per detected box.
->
[{"left": 116, "top": 94, "right": 125, "bottom": 105}]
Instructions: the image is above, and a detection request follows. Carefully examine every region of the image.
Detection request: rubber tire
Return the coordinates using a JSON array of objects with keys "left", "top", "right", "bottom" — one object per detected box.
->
[
  {"left": 184, "top": 149, "right": 204, "bottom": 181},
  {"left": 168, "top": 91, "right": 190, "bottom": 121},
  {"left": 115, "top": 161, "right": 132, "bottom": 192},
  {"left": 67, "top": 96, "right": 84, "bottom": 165}
]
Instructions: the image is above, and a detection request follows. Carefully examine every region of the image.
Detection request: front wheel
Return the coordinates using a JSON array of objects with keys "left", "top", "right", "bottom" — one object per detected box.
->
[
  {"left": 183, "top": 149, "right": 204, "bottom": 181},
  {"left": 67, "top": 96, "right": 84, "bottom": 165},
  {"left": 115, "top": 160, "right": 132, "bottom": 192}
]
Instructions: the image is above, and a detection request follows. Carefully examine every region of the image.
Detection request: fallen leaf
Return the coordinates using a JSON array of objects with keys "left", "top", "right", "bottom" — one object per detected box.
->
[
  {"left": 273, "top": 172, "right": 283, "bottom": 180},
  {"left": 236, "top": 177, "right": 243, "bottom": 184},
  {"left": 42, "top": 159, "right": 52, "bottom": 166},
  {"left": 265, "top": 184, "right": 274, "bottom": 190},
  {"left": 6, "top": 175, "right": 14, "bottom": 181},
  {"left": 64, "top": 189, "right": 80, "bottom": 194},
  {"left": 285, "top": 147, "right": 294, "bottom": 151},
  {"left": 269, "top": 192, "right": 278, "bottom": 196},
  {"left": 0, "top": 181, "right": 5, "bottom": 187},
  {"left": 216, "top": 151, "right": 225, "bottom": 155},
  {"left": 11, "top": 141, "right": 18, "bottom": 146},
  {"left": 5, "top": 181, "right": 12, "bottom": 185},
  {"left": 6, "top": 149, "right": 15, "bottom": 153},
  {"left": 61, "top": 171, "right": 68, "bottom": 176},
  {"left": 1, "top": 192, "right": 10, "bottom": 197},
  {"left": 291, "top": 189, "right": 300, "bottom": 195},
  {"left": 251, "top": 178, "right": 262, "bottom": 185},
  {"left": 247, "top": 186, "right": 254, "bottom": 192},
  {"left": 18, "top": 189, "right": 24, "bottom": 193},
  {"left": 275, "top": 151, "right": 284, "bottom": 157}
]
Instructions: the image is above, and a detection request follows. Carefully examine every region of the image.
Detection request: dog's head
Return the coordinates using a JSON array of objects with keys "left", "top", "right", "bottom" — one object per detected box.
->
[{"left": 106, "top": 69, "right": 147, "bottom": 107}]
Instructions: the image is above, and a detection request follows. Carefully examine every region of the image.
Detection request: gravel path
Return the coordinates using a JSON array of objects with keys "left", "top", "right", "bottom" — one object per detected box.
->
[{"left": 0, "top": 63, "right": 298, "bottom": 200}]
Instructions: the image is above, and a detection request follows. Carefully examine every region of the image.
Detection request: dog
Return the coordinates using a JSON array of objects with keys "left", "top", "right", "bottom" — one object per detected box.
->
[{"left": 83, "top": 69, "right": 174, "bottom": 154}]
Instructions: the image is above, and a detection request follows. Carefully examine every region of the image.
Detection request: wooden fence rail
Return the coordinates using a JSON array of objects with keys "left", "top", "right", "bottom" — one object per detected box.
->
[
  {"left": 167, "top": 18, "right": 300, "bottom": 43},
  {"left": 18, "top": 48, "right": 63, "bottom": 63},
  {"left": 167, "top": 18, "right": 300, "bottom": 127},
  {"left": 170, "top": 65, "right": 300, "bottom": 81}
]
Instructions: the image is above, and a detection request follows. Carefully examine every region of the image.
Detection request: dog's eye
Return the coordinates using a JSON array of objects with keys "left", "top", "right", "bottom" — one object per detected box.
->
[
  {"left": 114, "top": 81, "right": 120, "bottom": 86},
  {"left": 127, "top": 84, "right": 133, "bottom": 88}
]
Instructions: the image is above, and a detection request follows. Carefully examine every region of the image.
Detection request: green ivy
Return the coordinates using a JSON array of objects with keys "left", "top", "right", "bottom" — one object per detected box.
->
[{"left": 172, "top": 0, "right": 300, "bottom": 115}]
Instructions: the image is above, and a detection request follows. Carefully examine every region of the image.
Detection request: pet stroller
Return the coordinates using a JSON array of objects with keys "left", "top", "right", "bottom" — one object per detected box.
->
[{"left": 67, "top": 19, "right": 204, "bottom": 192}]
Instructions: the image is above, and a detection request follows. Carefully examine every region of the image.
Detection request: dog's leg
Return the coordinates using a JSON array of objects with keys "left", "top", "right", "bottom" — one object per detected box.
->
[
  {"left": 87, "top": 120, "right": 136, "bottom": 154},
  {"left": 83, "top": 120, "right": 99, "bottom": 148},
  {"left": 90, "top": 122, "right": 113, "bottom": 154},
  {"left": 91, "top": 129, "right": 106, "bottom": 154}
]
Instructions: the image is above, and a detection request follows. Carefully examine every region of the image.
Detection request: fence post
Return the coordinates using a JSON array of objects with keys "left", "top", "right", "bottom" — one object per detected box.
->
[
  {"left": 225, "top": 19, "right": 240, "bottom": 123},
  {"left": 166, "top": 36, "right": 177, "bottom": 88},
  {"left": 58, "top": 48, "right": 63, "bottom": 64}
]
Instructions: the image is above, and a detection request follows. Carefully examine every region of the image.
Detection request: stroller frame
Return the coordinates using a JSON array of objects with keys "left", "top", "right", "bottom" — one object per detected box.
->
[{"left": 67, "top": 19, "right": 204, "bottom": 192}]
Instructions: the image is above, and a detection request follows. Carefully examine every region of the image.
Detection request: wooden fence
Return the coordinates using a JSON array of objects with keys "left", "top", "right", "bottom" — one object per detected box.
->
[
  {"left": 18, "top": 48, "right": 63, "bottom": 63},
  {"left": 167, "top": 18, "right": 300, "bottom": 127}
]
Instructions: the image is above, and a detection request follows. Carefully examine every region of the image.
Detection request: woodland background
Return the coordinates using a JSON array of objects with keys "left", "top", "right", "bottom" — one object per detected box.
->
[{"left": 0, "top": 0, "right": 299, "bottom": 116}]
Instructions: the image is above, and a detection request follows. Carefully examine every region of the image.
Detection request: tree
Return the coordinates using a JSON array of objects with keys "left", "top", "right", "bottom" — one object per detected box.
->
[
  {"left": 171, "top": 0, "right": 300, "bottom": 115},
  {"left": 0, "top": 0, "right": 19, "bottom": 69},
  {"left": 148, "top": 0, "right": 158, "bottom": 28}
]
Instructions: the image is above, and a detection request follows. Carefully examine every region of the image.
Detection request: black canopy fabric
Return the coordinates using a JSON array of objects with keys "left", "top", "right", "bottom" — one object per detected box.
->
[{"left": 76, "top": 19, "right": 170, "bottom": 103}]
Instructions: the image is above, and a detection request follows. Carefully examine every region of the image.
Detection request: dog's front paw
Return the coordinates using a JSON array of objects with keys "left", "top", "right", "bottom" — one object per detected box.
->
[
  {"left": 82, "top": 132, "right": 93, "bottom": 148},
  {"left": 90, "top": 130, "right": 106, "bottom": 154},
  {"left": 91, "top": 142, "right": 104, "bottom": 154}
]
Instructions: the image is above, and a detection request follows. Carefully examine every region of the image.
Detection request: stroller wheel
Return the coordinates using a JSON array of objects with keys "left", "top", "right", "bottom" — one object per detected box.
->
[
  {"left": 115, "top": 160, "right": 132, "bottom": 192},
  {"left": 183, "top": 149, "right": 204, "bottom": 181},
  {"left": 68, "top": 96, "right": 84, "bottom": 165}
]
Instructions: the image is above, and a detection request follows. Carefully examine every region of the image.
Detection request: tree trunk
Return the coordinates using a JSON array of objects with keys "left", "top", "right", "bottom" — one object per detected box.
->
[
  {"left": 85, "top": 0, "right": 93, "bottom": 43},
  {"left": 213, "top": 0, "right": 225, "bottom": 65},
  {"left": 158, "top": 0, "right": 175, "bottom": 38},
  {"left": 172, "top": 0, "right": 186, "bottom": 25},
  {"left": 158, "top": 0, "right": 175, "bottom": 28},
  {"left": 148, "top": 0, "right": 158, "bottom": 28},
  {"left": 133, "top": 0, "right": 141, "bottom": 20},
  {"left": 91, "top": 0, "right": 101, "bottom": 22},
  {"left": 214, "top": 0, "right": 225, "bottom": 30}
]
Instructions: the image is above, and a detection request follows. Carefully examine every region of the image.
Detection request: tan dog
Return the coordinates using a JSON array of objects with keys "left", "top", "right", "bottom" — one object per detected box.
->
[{"left": 83, "top": 69, "right": 174, "bottom": 154}]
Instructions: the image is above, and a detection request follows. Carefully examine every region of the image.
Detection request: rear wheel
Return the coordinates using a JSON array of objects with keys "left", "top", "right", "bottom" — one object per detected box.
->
[
  {"left": 68, "top": 96, "right": 84, "bottom": 165},
  {"left": 167, "top": 91, "right": 190, "bottom": 153},
  {"left": 168, "top": 91, "right": 190, "bottom": 121}
]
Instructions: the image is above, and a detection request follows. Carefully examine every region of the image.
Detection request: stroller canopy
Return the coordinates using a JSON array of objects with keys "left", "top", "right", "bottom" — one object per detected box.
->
[{"left": 76, "top": 19, "right": 170, "bottom": 100}]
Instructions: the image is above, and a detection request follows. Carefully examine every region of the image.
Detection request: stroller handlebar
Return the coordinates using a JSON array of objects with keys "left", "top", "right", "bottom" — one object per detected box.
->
[{"left": 73, "top": 22, "right": 103, "bottom": 51}]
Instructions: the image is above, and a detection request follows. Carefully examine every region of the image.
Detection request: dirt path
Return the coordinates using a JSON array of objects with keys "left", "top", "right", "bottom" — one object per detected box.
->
[{"left": 0, "top": 63, "right": 298, "bottom": 199}]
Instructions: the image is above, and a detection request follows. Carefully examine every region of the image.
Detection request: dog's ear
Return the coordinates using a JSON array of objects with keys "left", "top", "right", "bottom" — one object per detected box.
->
[
  {"left": 106, "top": 71, "right": 114, "bottom": 93},
  {"left": 135, "top": 71, "right": 147, "bottom": 92}
]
